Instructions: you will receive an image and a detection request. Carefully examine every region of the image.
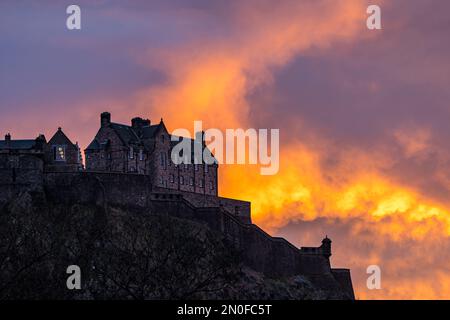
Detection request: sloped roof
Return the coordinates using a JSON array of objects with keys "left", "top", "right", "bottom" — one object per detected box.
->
[
  {"left": 110, "top": 123, "right": 140, "bottom": 146},
  {"left": 0, "top": 139, "right": 36, "bottom": 150},
  {"left": 141, "top": 124, "right": 162, "bottom": 139},
  {"left": 48, "top": 128, "right": 78, "bottom": 150},
  {"left": 86, "top": 139, "right": 100, "bottom": 151},
  {"left": 171, "top": 136, "right": 218, "bottom": 164}
]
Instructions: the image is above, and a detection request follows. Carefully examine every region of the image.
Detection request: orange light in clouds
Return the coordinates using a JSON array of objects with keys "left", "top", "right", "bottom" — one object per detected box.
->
[{"left": 131, "top": 0, "right": 450, "bottom": 299}]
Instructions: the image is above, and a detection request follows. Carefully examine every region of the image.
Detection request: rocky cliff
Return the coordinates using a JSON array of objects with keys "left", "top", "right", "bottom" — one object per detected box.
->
[{"left": 0, "top": 190, "right": 352, "bottom": 300}]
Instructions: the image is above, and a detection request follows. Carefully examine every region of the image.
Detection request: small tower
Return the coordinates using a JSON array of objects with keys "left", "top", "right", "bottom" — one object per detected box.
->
[{"left": 321, "top": 235, "right": 332, "bottom": 258}]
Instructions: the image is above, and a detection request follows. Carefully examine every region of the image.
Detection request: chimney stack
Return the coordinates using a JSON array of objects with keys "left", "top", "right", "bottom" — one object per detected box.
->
[
  {"left": 5, "top": 133, "right": 11, "bottom": 147},
  {"left": 321, "top": 236, "right": 332, "bottom": 258},
  {"left": 101, "top": 112, "right": 111, "bottom": 127}
]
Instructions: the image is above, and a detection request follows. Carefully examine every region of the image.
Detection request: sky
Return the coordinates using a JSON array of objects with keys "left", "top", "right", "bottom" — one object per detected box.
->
[{"left": 1, "top": 0, "right": 450, "bottom": 299}]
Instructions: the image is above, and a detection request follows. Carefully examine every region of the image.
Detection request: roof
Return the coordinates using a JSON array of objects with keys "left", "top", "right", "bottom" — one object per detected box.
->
[
  {"left": 85, "top": 139, "right": 100, "bottom": 151},
  {"left": 85, "top": 139, "right": 111, "bottom": 151},
  {"left": 141, "top": 124, "right": 162, "bottom": 139},
  {"left": 87, "top": 118, "right": 217, "bottom": 162},
  {"left": 47, "top": 128, "right": 78, "bottom": 150},
  {"left": 110, "top": 123, "right": 141, "bottom": 145},
  {"left": 171, "top": 136, "right": 218, "bottom": 164},
  {"left": 0, "top": 139, "right": 36, "bottom": 150}
]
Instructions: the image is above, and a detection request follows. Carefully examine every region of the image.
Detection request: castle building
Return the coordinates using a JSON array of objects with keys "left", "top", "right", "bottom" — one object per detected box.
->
[
  {"left": 85, "top": 112, "right": 218, "bottom": 196},
  {"left": 0, "top": 128, "right": 82, "bottom": 183},
  {"left": 0, "top": 115, "right": 354, "bottom": 298}
]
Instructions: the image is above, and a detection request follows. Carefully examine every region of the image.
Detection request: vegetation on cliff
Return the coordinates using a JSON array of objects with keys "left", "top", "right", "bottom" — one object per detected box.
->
[{"left": 0, "top": 191, "right": 348, "bottom": 299}]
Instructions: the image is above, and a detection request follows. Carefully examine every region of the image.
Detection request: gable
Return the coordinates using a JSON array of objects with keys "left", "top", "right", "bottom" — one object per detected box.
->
[{"left": 48, "top": 128, "right": 77, "bottom": 150}]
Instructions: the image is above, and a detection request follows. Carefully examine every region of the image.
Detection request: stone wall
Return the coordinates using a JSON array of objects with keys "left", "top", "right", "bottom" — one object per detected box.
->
[
  {"left": 154, "top": 186, "right": 251, "bottom": 223},
  {"left": 0, "top": 170, "right": 354, "bottom": 296}
]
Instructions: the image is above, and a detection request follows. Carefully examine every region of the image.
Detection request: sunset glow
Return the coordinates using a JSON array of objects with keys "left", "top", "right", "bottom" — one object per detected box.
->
[{"left": 1, "top": 0, "right": 449, "bottom": 299}]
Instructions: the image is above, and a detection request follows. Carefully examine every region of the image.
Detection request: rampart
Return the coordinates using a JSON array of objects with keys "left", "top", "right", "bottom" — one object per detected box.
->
[{"left": 0, "top": 170, "right": 354, "bottom": 299}]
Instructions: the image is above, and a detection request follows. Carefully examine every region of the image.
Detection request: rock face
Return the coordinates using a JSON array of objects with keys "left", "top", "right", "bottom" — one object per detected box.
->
[{"left": 0, "top": 191, "right": 353, "bottom": 300}]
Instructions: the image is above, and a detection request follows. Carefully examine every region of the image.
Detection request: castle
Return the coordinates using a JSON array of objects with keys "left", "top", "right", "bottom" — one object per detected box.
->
[{"left": 0, "top": 112, "right": 355, "bottom": 299}]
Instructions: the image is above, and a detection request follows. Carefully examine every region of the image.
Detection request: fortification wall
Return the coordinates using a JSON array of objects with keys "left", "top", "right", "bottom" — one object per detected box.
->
[
  {"left": 153, "top": 186, "right": 251, "bottom": 224},
  {"left": 44, "top": 171, "right": 153, "bottom": 209},
  {"left": 37, "top": 172, "right": 335, "bottom": 278},
  {"left": 0, "top": 171, "right": 353, "bottom": 296},
  {"left": 0, "top": 155, "right": 44, "bottom": 207}
]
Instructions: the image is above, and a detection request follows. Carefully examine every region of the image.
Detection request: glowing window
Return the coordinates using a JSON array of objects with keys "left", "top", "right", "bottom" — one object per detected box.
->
[{"left": 53, "top": 145, "right": 66, "bottom": 162}]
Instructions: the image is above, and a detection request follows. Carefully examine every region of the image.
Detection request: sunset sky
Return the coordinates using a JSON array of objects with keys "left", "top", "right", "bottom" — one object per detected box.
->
[{"left": 1, "top": 0, "right": 450, "bottom": 299}]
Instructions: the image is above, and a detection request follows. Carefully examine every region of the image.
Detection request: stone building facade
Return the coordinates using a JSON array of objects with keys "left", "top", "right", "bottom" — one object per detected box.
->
[
  {"left": 85, "top": 112, "right": 218, "bottom": 196},
  {"left": 0, "top": 128, "right": 81, "bottom": 183},
  {"left": 0, "top": 115, "right": 354, "bottom": 299}
]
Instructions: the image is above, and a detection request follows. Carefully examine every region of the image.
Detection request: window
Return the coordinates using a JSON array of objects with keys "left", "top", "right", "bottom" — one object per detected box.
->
[
  {"left": 159, "top": 176, "right": 163, "bottom": 185},
  {"left": 205, "top": 164, "right": 208, "bottom": 173},
  {"left": 210, "top": 181, "right": 214, "bottom": 190},
  {"left": 180, "top": 176, "right": 184, "bottom": 185},
  {"left": 190, "top": 177, "right": 194, "bottom": 186},
  {"left": 129, "top": 147, "right": 134, "bottom": 159},
  {"left": 195, "top": 164, "right": 199, "bottom": 171},
  {"left": 53, "top": 145, "right": 66, "bottom": 162},
  {"left": 160, "top": 152, "right": 166, "bottom": 167},
  {"left": 167, "top": 150, "right": 171, "bottom": 166},
  {"left": 170, "top": 174, "right": 174, "bottom": 183},
  {"left": 200, "top": 179, "right": 205, "bottom": 188},
  {"left": 139, "top": 149, "right": 144, "bottom": 161}
]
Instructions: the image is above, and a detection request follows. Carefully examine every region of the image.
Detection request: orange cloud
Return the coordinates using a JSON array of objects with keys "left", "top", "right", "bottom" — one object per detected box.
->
[{"left": 120, "top": 0, "right": 450, "bottom": 299}]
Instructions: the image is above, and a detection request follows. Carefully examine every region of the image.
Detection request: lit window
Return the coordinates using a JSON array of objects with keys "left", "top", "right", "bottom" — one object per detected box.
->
[{"left": 53, "top": 145, "right": 66, "bottom": 162}]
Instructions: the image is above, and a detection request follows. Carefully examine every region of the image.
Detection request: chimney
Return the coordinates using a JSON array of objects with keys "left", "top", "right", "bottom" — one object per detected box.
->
[
  {"left": 321, "top": 236, "right": 332, "bottom": 258},
  {"left": 131, "top": 117, "right": 150, "bottom": 129},
  {"left": 101, "top": 112, "right": 111, "bottom": 127},
  {"left": 5, "top": 133, "right": 11, "bottom": 147},
  {"left": 35, "top": 134, "right": 46, "bottom": 150},
  {"left": 131, "top": 117, "right": 151, "bottom": 137}
]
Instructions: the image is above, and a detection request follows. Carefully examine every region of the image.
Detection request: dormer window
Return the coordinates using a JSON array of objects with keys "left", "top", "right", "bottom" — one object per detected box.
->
[{"left": 53, "top": 145, "right": 66, "bottom": 161}]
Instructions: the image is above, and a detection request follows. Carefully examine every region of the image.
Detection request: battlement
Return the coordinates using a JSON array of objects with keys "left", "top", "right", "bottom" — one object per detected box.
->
[{"left": 0, "top": 111, "right": 354, "bottom": 298}]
